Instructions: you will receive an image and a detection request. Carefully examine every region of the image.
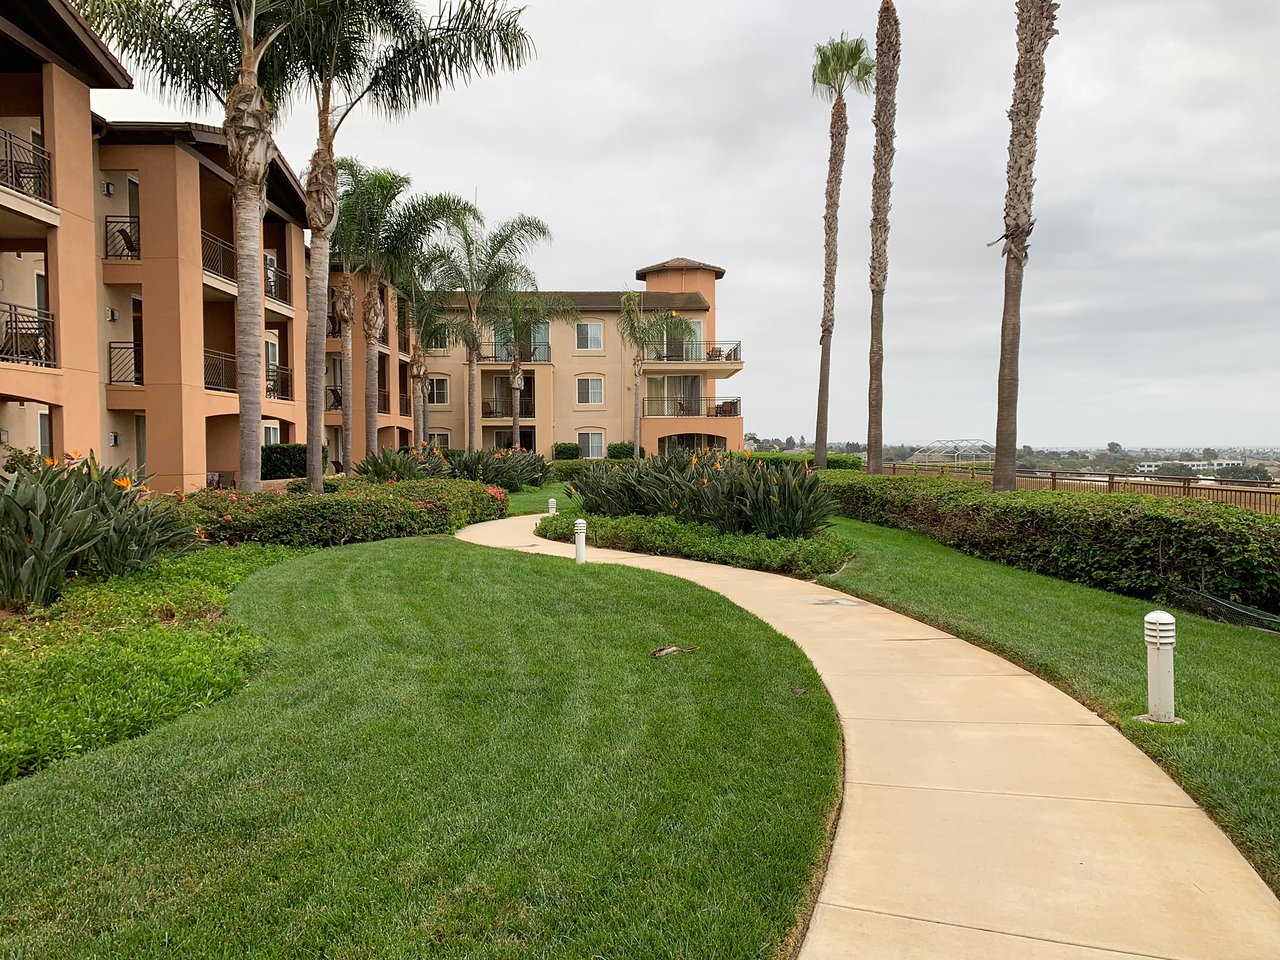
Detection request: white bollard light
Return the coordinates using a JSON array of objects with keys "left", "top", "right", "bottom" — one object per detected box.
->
[
  {"left": 548, "top": 498, "right": 557, "bottom": 516},
  {"left": 1143, "top": 610, "right": 1178, "bottom": 723},
  {"left": 574, "top": 518, "right": 587, "bottom": 564}
]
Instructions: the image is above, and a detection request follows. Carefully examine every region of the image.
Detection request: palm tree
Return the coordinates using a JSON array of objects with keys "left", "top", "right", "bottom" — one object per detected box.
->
[
  {"left": 811, "top": 32, "right": 875, "bottom": 470},
  {"left": 617, "top": 291, "right": 694, "bottom": 460},
  {"left": 285, "top": 0, "right": 532, "bottom": 491},
  {"left": 328, "top": 275, "right": 356, "bottom": 471},
  {"left": 78, "top": 0, "right": 298, "bottom": 491},
  {"left": 421, "top": 213, "right": 552, "bottom": 453},
  {"left": 401, "top": 282, "right": 456, "bottom": 446},
  {"left": 866, "top": 2, "right": 899, "bottom": 476},
  {"left": 992, "top": 0, "right": 1060, "bottom": 491},
  {"left": 485, "top": 293, "right": 579, "bottom": 448},
  {"left": 332, "top": 158, "right": 469, "bottom": 458}
]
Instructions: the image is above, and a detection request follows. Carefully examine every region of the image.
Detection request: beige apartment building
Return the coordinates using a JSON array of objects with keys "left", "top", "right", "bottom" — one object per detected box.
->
[{"left": 364, "top": 257, "right": 745, "bottom": 459}]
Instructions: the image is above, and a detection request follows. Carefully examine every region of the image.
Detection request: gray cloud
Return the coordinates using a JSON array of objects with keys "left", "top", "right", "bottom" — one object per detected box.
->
[{"left": 91, "top": 0, "right": 1280, "bottom": 447}]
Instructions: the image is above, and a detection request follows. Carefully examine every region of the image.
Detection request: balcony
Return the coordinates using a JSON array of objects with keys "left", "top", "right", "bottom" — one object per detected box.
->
[
  {"left": 266, "top": 363, "right": 293, "bottom": 400},
  {"left": 481, "top": 396, "right": 535, "bottom": 419},
  {"left": 327, "top": 313, "right": 342, "bottom": 338},
  {"left": 377, "top": 388, "right": 390, "bottom": 414},
  {"left": 325, "top": 385, "right": 342, "bottom": 410},
  {"left": 643, "top": 397, "right": 742, "bottom": 418},
  {"left": 104, "top": 216, "right": 141, "bottom": 260},
  {"left": 204, "top": 349, "right": 236, "bottom": 392},
  {"left": 108, "top": 341, "right": 143, "bottom": 384},
  {"left": 264, "top": 258, "right": 291, "bottom": 305},
  {"left": 397, "top": 325, "right": 410, "bottom": 354},
  {"left": 643, "top": 340, "right": 742, "bottom": 362},
  {"left": 1, "top": 301, "right": 55, "bottom": 367},
  {"left": 378, "top": 324, "right": 389, "bottom": 347},
  {"left": 201, "top": 231, "right": 236, "bottom": 281},
  {"left": 399, "top": 392, "right": 411, "bottom": 416},
  {"left": 478, "top": 342, "right": 550, "bottom": 363},
  {"left": 0, "top": 130, "right": 52, "bottom": 204}
]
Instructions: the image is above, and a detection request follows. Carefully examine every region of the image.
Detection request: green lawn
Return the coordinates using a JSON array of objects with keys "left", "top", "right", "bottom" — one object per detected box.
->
[
  {"left": 824, "top": 517, "right": 1280, "bottom": 893},
  {"left": 0, "top": 538, "right": 839, "bottom": 958},
  {"left": 506, "top": 482, "right": 568, "bottom": 516}
]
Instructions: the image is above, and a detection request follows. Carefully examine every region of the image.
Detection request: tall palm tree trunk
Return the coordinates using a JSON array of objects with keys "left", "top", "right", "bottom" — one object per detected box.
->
[
  {"left": 225, "top": 73, "right": 275, "bottom": 492},
  {"left": 633, "top": 357, "right": 643, "bottom": 460},
  {"left": 363, "top": 278, "right": 384, "bottom": 456},
  {"left": 335, "top": 273, "right": 355, "bottom": 472},
  {"left": 994, "top": 0, "right": 1059, "bottom": 492},
  {"left": 304, "top": 101, "right": 338, "bottom": 492},
  {"left": 510, "top": 356, "right": 523, "bottom": 448},
  {"left": 814, "top": 93, "right": 848, "bottom": 470},
  {"left": 466, "top": 320, "right": 480, "bottom": 452},
  {"left": 867, "top": 1, "right": 900, "bottom": 476}
]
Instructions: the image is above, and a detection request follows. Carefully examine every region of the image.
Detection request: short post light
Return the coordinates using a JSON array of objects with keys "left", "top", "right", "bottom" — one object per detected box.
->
[
  {"left": 548, "top": 497, "right": 557, "bottom": 516},
  {"left": 574, "top": 518, "right": 587, "bottom": 565},
  {"left": 1142, "top": 610, "right": 1179, "bottom": 723}
]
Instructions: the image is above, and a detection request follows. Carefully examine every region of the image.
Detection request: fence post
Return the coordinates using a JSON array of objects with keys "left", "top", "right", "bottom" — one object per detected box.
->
[
  {"left": 574, "top": 518, "right": 587, "bottom": 564},
  {"left": 1142, "top": 611, "right": 1178, "bottom": 723},
  {"left": 1107, "top": 473, "right": 1115, "bottom": 493},
  {"left": 1050, "top": 471, "right": 1058, "bottom": 491},
  {"left": 548, "top": 498, "right": 557, "bottom": 516}
]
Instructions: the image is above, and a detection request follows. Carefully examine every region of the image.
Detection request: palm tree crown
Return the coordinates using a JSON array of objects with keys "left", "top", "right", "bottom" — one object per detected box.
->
[{"left": 812, "top": 32, "right": 875, "bottom": 103}]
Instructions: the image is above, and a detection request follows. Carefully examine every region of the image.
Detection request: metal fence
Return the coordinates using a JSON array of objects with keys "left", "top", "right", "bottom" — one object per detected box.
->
[
  {"left": 266, "top": 363, "right": 293, "bottom": 400},
  {"left": 377, "top": 388, "right": 390, "bottom": 413},
  {"left": 264, "top": 257, "right": 291, "bottom": 304},
  {"left": 397, "top": 326, "right": 410, "bottom": 354},
  {"left": 201, "top": 232, "right": 236, "bottom": 280},
  {"left": 882, "top": 462, "right": 1280, "bottom": 515},
  {"left": 203, "top": 349, "right": 236, "bottom": 392},
  {"left": 642, "top": 396, "right": 742, "bottom": 418},
  {"left": 1, "top": 300, "right": 55, "bottom": 367},
  {"left": 104, "top": 215, "right": 141, "bottom": 259},
  {"left": 108, "top": 341, "right": 143, "bottom": 383},
  {"left": 325, "top": 385, "right": 342, "bottom": 410},
  {"left": 642, "top": 340, "right": 742, "bottom": 362},
  {"left": 399, "top": 392, "right": 411, "bottom": 416},
  {"left": 479, "top": 342, "right": 551, "bottom": 363},
  {"left": 481, "top": 396, "right": 535, "bottom": 419},
  {"left": 0, "top": 129, "right": 52, "bottom": 203}
]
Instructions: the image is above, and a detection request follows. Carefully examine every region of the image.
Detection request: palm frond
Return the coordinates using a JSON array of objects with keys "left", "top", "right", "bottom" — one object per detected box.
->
[{"left": 811, "top": 31, "right": 875, "bottom": 102}]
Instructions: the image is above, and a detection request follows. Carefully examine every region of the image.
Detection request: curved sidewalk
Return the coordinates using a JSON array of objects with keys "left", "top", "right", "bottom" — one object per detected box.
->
[{"left": 457, "top": 515, "right": 1280, "bottom": 959}]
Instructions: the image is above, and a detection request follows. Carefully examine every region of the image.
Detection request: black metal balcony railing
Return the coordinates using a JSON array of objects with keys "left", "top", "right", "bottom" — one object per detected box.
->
[
  {"left": 104, "top": 215, "right": 141, "bottom": 260},
  {"left": 478, "top": 342, "right": 550, "bottom": 363},
  {"left": 204, "top": 348, "right": 237, "bottom": 392},
  {"left": 399, "top": 392, "right": 411, "bottom": 416},
  {"left": 377, "top": 322, "right": 389, "bottom": 346},
  {"left": 266, "top": 363, "right": 293, "bottom": 400},
  {"left": 201, "top": 231, "right": 236, "bottom": 280},
  {"left": 264, "top": 258, "right": 291, "bottom": 304},
  {"left": 642, "top": 340, "right": 743, "bottom": 362},
  {"left": 327, "top": 313, "right": 342, "bottom": 338},
  {"left": 1, "top": 300, "right": 55, "bottom": 367},
  {"left": 642, "top": 397, "right": 742, "bottom": 418},
  {"left": 325, "top": 385, "right": 342, "bottom": 410},
  {"left": 108, "top": 341, "right": 143, "bottom": 384},
  {"left": 481, "top": 396, "right": 535, "bottom": 419},
  {"left": 0, "top": 129, "right": 52, "bottom": 203},
  {"left": 377, "top": 388, "right": 390, "bottom": 413},
  {"left": 397, "top": 325, "right": 411, "bottom": 354}
]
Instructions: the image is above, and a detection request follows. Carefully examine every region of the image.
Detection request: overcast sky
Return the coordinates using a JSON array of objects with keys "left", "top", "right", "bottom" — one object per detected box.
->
[{"left": 91, "top": 0, "right": 1280, "bottom": 448}]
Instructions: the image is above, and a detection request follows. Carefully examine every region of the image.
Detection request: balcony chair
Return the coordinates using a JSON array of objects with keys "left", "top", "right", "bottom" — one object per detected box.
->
[{"left": 114, "top": 226, "right": 139, "bottom": 257}]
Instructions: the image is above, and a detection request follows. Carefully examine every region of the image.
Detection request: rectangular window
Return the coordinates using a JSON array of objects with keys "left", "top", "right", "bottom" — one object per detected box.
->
[
  {"left": 577, "top": 377, "right": 604, "bottom": 404},
  {"left": 427, "top": 377, "right": 449, "bottom": 405},
  {"left": 427, "top": 329, "right": 448, "bottom": 351},
  {"left": 263, "top": 422, "right": 281, "bottom": 445},
  {"left": 427, "top": 432, "right": 450, "bottom": 449},
  {"left": 576, "top": 322, "right": 603, "bottom": 350},
  {"left": 578, "top": 431, "right": 604, "bottom": 459}
]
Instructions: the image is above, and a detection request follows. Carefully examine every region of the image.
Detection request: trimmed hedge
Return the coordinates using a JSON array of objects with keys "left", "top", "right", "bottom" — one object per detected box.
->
[
  {"left": 738, "top": 451, "right": 863, "bottom": 471},
  {"left": 822, "top": 473, "right": 1280, "bottom": 612},
  {"left": 179, "top": 478, "right": 506, "bottom": 547},
  {"left": 552, "top": 442, "right": 581, "bottom": 460},
  {"left": 606, "top": 442, "right": 644, "bottom": 460},
  {"left": 262, "top": 443, "right": 326, "bottom": 481},
  {"left": 536, "top": 512, "right": 852, "bottom": 579}
]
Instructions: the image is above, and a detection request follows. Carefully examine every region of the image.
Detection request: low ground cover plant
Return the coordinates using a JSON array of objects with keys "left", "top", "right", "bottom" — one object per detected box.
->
[
  {"left": 0, "top": 544, "right": 294, "bottom": 782},
  {"left": 568, "top": 451, "right": 836, "bottom": 539},
  {"left": 180, "top": 478, "right": 505, "bottom": 547},
  {"left": 537, "top": 512, "right": 852, "bottom": 578},
  {"left": 2, "top": 455, "right": 194, "bottom": 609},
  {"left": 822, "top": 473, "right": 1280, "bottom": 612}
]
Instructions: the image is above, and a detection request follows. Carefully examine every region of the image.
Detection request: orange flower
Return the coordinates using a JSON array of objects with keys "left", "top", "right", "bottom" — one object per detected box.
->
[
  {"left": 70, "top": 449, "right": 81, "bottom": 459},
  {"left": 43, "top": 457, "right": 57, "bottom": 467},
  {"left": 113, "top": 476, "right": 133, "bottom": 490},
  {"left": 744, "top": 450, "right": 752, "bottom": 458},
  {"left": 691, "top": 455, "right": 698, "bottom": 466},
  {"left": 700, "top": 478, "right": 708, "bottom": 487}
]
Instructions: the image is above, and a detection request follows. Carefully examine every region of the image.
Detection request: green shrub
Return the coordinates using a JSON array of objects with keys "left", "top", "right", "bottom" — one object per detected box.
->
[
  {"left": 552, "top": 442, "right": 581, "bottom": 460},
  {"left": 566, "top": 451, "right": 836, "bottom": 539},
  {"left": 606, "top": 441, "right": 644, "bottom": 460},
  {"left": 0, "top": 545, "right": 294, "bottom": 782},
  {"left": 285, "top": 476, "right": 341, "bottom": 494},
  {"left": 261, "top": 443, "right": 326, "bottom": 481},
  {"left": 1, "top": 443, "right": 41, "bottom": 474},
  {"left": 179, "top": 478, "right": 506, "bottom": 547},
  {"left": 354, "top": 447, "right": 448, "bottom": 482},
  {"left": 1, "top": 456, "right": 194, "bottom": 609},
  {"left": 536, "top": 513, "right": 851, "bottom": 579},
  {"left": 736, "top": 451, "right": 863, "bottom": 471},
  {"left": 822, "top": 473, "right": 1280, "bottom": 612}
]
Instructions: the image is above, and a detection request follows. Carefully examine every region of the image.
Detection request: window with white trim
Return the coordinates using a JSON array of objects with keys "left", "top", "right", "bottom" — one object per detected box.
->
[
  {"left": 578, "top": 431, "right": 604, "bottom": 459},
  {"left": 427, "top": 432, "right": 450, "bottom": 449},
  {"left": 263, "top": 421, "right": 281, "bottom": 445},
  {"left": 576, "top": 321, "right": 603, "bottom": 350},
  {"left": 427, "top": 376, "right": 449, "bottom": 405},
  {"left": 576, "top": 376, "right": 604, "bottom": 405}
]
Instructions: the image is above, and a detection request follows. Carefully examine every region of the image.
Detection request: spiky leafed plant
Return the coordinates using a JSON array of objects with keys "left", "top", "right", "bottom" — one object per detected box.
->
[
  {"left": 866, "top": 1, "right": 899, "bottom": 475},
  {"left": 421, "top": 213, "right": 552, "bottom": 453},
  {"left": 332, "top": 158, "right": 470, "bottom": 456},
  {"left": 283, "top": 0, "right": 532, "bottom": 491},
  {"left": 617, "top": 292, "right": 695, "bottom": 460},
  {"left": 993, "top": 0, "right": 1059, "bottom": 491},
  {"left": 811, "top": 32, "right": 875, "bottom": 470},
  {"left": 77, "top": 0, "right": 298, "bottom": 491},
  {"left": 485, "top": 292, "right": 579, "bottom": 448}
]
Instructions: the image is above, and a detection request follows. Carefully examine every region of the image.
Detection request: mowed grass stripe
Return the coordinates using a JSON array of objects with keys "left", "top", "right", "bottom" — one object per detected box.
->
[{"left": 0, "top": 537, "right": 839, "bottom": 959}]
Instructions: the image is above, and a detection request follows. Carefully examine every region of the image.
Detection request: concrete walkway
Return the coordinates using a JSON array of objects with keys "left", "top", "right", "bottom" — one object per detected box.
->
[{"left": 457, "top": 515, "right": 1280, "bottom": 959}]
